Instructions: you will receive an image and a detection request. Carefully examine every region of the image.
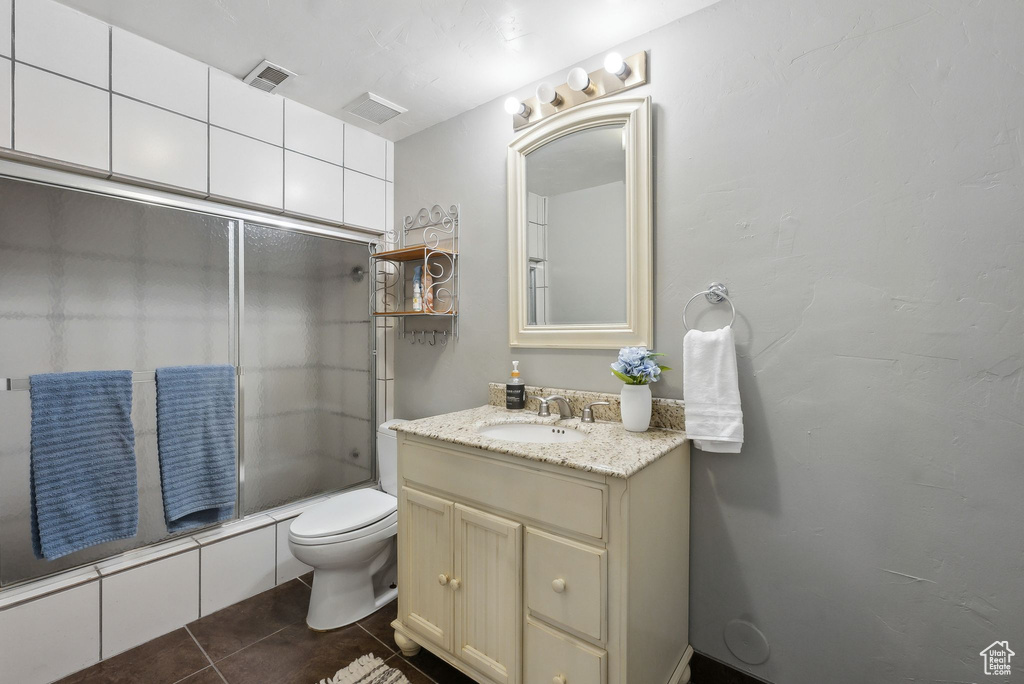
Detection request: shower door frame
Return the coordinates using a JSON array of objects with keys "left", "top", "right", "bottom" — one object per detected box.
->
[{"left": 0, "top": 159, "right": 381, "bottom": 587}]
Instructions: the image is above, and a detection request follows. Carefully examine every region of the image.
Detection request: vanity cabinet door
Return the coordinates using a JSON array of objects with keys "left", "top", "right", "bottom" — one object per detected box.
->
[
  {"left": 453, "top": 504, "right": 522, "bottom": 684},
  {"left": 399, "top": 487, "right": 454, "bottom": 652}
]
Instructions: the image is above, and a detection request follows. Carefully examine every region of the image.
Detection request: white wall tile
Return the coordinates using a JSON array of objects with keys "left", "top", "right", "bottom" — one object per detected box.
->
[
  {"left": 210, "top": 127, "right": 283, "bottom": 209},
  {"left": 275, "top": 520, "right": 312, "bottom": 585},
  {"left": 385, "top": 181, "right": 394, "bottom": 234},
  {"left": 199, "top": 524, "right": 276, "bottom": 616},
  {"left": 0, "top": 0, "right": 11, "bottom": 58},
  {"left": 111, "top": 28, "right": 207, "bottom": 121},
  {"left": 344, "top": 124, "right": 386, "bottom": 179},
  {"left": 0, "top": 57, "right": 10, "bottom": 148},
  {"left": 15, "top": 0, "right": 109, "bottom": 88},
  {"left": 14, "top": 64, "right": 109, "bottom": 170},
  {"left": 284, "top": 99, "right": 344, "bottom": 166},
  {"left": 344, "top": 169, "right": 385, "bottom": 232},
  {"left": 209, "top": 68, "right": 283, "bottom": 145},
  {"left": 385, "top": 140, "right": 394, "bottom": 182},
  {"left": 100, "top": 550, "right": 199, "bottom": 658},
  {"left": 112, "top": 96, "right": 207, "bottom": 192},
  {"left": 0, "top": 580, "right": 100, "bottom": 684},
  {"left": 284, "top": 150, "right": 344, "bottom": 223}
]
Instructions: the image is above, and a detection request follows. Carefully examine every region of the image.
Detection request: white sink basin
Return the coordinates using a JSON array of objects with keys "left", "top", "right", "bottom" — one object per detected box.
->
[{"left": 477, "top": 423, "right": 587, "bottom": 444}]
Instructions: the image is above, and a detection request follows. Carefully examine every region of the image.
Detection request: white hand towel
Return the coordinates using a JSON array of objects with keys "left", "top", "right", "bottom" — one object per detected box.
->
[{"left": 683, "top": 326, "right": 743, "bottom": 453}]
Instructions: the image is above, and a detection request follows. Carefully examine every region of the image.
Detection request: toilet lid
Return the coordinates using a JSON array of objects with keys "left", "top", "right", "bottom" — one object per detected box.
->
[{"left": 290, "top": 489, "right": 397, "bottom": 539}]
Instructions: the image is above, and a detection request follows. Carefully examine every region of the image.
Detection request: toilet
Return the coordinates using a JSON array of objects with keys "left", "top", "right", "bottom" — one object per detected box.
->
[{"left": 288, "top": 419, "right": 407, "bottom": 631}]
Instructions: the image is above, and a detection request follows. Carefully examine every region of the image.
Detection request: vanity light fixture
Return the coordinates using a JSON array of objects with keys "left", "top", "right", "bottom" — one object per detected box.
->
[
  {"left": 504, "top": 50, "right": 648, "bottom": 131},
  {"left": 504, "top": 97, "right": 531, "bottom": 117},
  {"left": 566, "top": 67, "right": 594, "bottom": 93},
  {"left": 535, "top": 82, "right": 562, "bottom": 106},
  {"left": 603, "top": 52, "right": 631, "bottom": 79}
]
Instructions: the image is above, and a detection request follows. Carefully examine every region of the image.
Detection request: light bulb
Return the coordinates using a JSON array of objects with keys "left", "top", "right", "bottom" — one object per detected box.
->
[
  {"left": 604, "top": 52, "right": 630, "bottom": 78},
  {"left": 504, "top": 97, "right": 525, "bottom": 116},
  {"left": 566, "top": 67, "right": 591, "bottom": 92},
  {"left": 536, "top": 82, "right": 561, "bottom": 106}
]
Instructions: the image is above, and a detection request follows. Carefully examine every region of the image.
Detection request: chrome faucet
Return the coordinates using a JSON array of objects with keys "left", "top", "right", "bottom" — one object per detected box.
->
[{"left": 537, "top": 395, "right": 573, "bottom": 419}]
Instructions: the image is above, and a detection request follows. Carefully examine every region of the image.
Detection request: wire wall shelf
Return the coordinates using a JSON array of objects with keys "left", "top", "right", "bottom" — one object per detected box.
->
[{"left": 369, "top": 203, "right": 459, "bottom": 344}]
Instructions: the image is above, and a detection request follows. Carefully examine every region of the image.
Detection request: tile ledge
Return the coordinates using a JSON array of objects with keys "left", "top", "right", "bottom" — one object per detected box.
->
[{"left": 0, "top": 566, "right": 99, "bottom": 611}]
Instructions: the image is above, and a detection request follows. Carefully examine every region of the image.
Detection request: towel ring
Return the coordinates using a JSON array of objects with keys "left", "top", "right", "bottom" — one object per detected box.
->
[{"left": 682, "top": 282, "right": 736, "bottom": 331}]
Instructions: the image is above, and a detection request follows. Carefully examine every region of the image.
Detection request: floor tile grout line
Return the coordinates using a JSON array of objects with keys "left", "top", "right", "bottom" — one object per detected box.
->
[
  {"left": 184, "top": 624, "right": 229, "bottom": 683},
  {"left": 356, "top": 621, "right": 399, "bottom": 656},
  {"left": 185, "top": 624, "right": 217, "bottom": 666},
  {"left": 205, "top": 622, "right": 294, "bottom": 664}
]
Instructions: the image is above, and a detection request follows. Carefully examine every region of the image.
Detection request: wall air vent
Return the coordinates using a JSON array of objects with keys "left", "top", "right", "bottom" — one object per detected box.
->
[
  {"left": 343, "top": 92, "right": 407, "bottom": 125},
  {"left": 242, "top": 60, "right": 295, "bottom": 93}
]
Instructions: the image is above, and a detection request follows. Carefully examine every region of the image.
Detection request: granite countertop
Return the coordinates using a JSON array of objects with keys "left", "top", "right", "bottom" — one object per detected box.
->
[{"left": 392, "top": 404, "right": 687, "bottom": 479}]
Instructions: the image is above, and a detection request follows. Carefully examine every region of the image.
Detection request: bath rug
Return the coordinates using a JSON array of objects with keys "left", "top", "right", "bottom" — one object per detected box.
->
[{"left": 316, "top": 653, "right": 409, "bottom": 684}]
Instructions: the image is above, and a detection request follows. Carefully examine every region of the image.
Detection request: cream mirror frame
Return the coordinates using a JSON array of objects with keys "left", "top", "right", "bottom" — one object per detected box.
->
[{"left": 507, "top": 96, "right": 652, "bottom": 349}]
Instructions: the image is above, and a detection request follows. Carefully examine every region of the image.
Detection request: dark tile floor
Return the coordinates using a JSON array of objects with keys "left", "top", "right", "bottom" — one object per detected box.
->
[
  {"left": 690, "top": 651, "right": 768, "bottom": 684},
  {"left": 57, "top": 574, "right": 470, "bottom": 684}
]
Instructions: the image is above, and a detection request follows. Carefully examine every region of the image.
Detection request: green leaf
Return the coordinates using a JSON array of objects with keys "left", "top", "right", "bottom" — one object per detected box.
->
[
  {"left": 611, "top": 368, "right": 638, "bottom": 384},
  {"left": 658, "top": 364, "right": 672, "bottom": 371}
]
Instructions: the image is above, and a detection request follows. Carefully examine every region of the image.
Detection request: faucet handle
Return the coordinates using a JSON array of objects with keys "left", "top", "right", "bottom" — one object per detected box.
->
[
  {"left": 537, "top": 397, "right": 551, "bottom": 417},
  {"left": 581, "top": 401, "right": 611, "bottom": 423}
]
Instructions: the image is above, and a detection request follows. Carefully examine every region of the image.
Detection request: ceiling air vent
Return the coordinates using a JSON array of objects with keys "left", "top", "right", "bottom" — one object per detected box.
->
[
  {"left": 242, "top": 60, "right": 295, "bottom": 93},
  {"left": 343, "top": 92, "right": 407, "bottom": 125}
]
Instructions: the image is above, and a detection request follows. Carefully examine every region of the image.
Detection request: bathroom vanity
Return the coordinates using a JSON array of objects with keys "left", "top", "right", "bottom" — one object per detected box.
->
[{"left": 390, "top": 405, "right": 691, "bottom": 684}]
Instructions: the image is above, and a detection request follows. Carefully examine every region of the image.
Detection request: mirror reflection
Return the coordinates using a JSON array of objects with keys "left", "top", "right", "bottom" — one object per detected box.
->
[{"left": 525, "top": 124, "right": 627, "bottom": 326}]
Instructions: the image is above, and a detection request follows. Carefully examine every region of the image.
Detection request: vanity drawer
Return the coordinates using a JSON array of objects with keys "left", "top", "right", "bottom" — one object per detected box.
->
[
  {"left": 526, "top": 617, "right": 607, "bottom": 684},
  {"left": 526, "top": 528, "right": 606, "bottom": 642},
  {"left": 400, "top": 437, "right": 606, "bottom": 539}
]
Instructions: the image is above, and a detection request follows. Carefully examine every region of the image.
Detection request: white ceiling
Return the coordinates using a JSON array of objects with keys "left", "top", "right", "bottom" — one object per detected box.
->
[{"left": 57, "top": 0, "right": 720, "bottom": 141}]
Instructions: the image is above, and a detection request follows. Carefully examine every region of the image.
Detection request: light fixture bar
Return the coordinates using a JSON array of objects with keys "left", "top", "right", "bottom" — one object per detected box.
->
[{"left": 509, "top": 50, "right": 648, "bottom": 131}]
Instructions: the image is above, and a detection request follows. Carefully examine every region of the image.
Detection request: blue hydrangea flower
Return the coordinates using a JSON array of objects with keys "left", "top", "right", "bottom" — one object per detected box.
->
[{"left": 610, "top": 347, "right": 670, "bottom": 385}]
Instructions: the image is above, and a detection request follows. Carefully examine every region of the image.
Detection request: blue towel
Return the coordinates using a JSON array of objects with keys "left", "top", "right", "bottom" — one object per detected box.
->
[
  {"left": 156, "top": 365, "right": 237, "bottom": 532},
  {"left": 29, "top": 370, "right": 138, "bottom": 560}
]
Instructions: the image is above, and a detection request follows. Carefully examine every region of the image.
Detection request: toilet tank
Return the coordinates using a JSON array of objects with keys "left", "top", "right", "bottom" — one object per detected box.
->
[{"left": 377, "top": 419, "right": 407, "bottom": 496}]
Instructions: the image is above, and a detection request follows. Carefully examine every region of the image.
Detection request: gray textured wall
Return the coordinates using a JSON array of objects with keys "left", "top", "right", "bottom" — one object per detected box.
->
[{"left": 394, "top": 1, "right": 1024, "bottom": 682}]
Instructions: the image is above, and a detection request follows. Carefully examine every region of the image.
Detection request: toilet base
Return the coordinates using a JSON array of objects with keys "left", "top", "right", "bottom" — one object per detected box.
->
[
  {"left": 306, "top": 569, "right": 398, "bottom": 631},
  {"left": 302, "top": 539, "right": 398, "bottom": 631},
  {"left": 307, "top": 585, "right": 397, "bottom": 632}
]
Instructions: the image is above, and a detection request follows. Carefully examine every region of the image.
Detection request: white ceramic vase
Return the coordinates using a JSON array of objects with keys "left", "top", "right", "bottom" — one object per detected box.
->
[{"left": 620, "top": 384, "right": 652, "bottom": 432}]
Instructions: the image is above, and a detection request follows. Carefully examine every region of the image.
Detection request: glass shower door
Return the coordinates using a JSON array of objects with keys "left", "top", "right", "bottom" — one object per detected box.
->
[
  {"left": 0, "top": 178, "right": 233, "bottom": 585},
  {"left": 241, "top": 224, "right": 374, "bottom": 514}
]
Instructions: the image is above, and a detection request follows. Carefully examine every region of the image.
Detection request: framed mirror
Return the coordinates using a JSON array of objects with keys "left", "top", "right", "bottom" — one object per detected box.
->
[{"left": 507, "top": 96, "right": 651, "bottom": 348}]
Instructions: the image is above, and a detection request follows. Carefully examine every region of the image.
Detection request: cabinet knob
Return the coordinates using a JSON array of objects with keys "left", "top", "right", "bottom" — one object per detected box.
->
[
  {"left": 553, "top": 676, "right": 567, "bottom": 684},
  {"left": 551, "top": 578, "right": 566, "bottom": 593},
  {"left": 450, "top": 578, "right": 462, "bottom": 591},
  {"left": 438, "top": 574, "right": 450, "bottom": 586}
]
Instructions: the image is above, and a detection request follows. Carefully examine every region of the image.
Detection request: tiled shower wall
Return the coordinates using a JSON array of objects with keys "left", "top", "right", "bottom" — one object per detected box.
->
[
  {"left": 0, "top": 1, "right": 398, "bottom": 680},
  {"left": 0, "top": 0, "right": 394, "bottom": 231},
  {"left": 0, "top": 0, "right": 399, "bottom": 427}
]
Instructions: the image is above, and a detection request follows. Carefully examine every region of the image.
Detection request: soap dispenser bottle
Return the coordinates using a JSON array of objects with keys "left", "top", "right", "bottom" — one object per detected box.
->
[{"left": 506, "top": 361, "right": 526, "bottom": 410}]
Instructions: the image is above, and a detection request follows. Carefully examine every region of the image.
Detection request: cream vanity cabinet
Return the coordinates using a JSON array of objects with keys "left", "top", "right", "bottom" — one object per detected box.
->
[{"left": 391, "top": 432, "right": 692, "bottom": 684}]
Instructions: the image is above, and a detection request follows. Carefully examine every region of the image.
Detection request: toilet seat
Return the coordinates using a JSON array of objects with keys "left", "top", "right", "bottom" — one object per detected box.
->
[
  {"left": 288, "top": 489, "right": 398, "bottom": 547},
  {"left": 289, "top": 510, "right": 397, "bottom": 546}
]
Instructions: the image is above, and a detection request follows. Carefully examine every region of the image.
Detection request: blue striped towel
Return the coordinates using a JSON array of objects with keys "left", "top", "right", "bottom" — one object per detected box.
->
[
  {"left": 29, "top": 370, "right": 138, "bottom": 560},
  {"left": 156, "top": 365, "right": 237, "bottom": 533}
]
